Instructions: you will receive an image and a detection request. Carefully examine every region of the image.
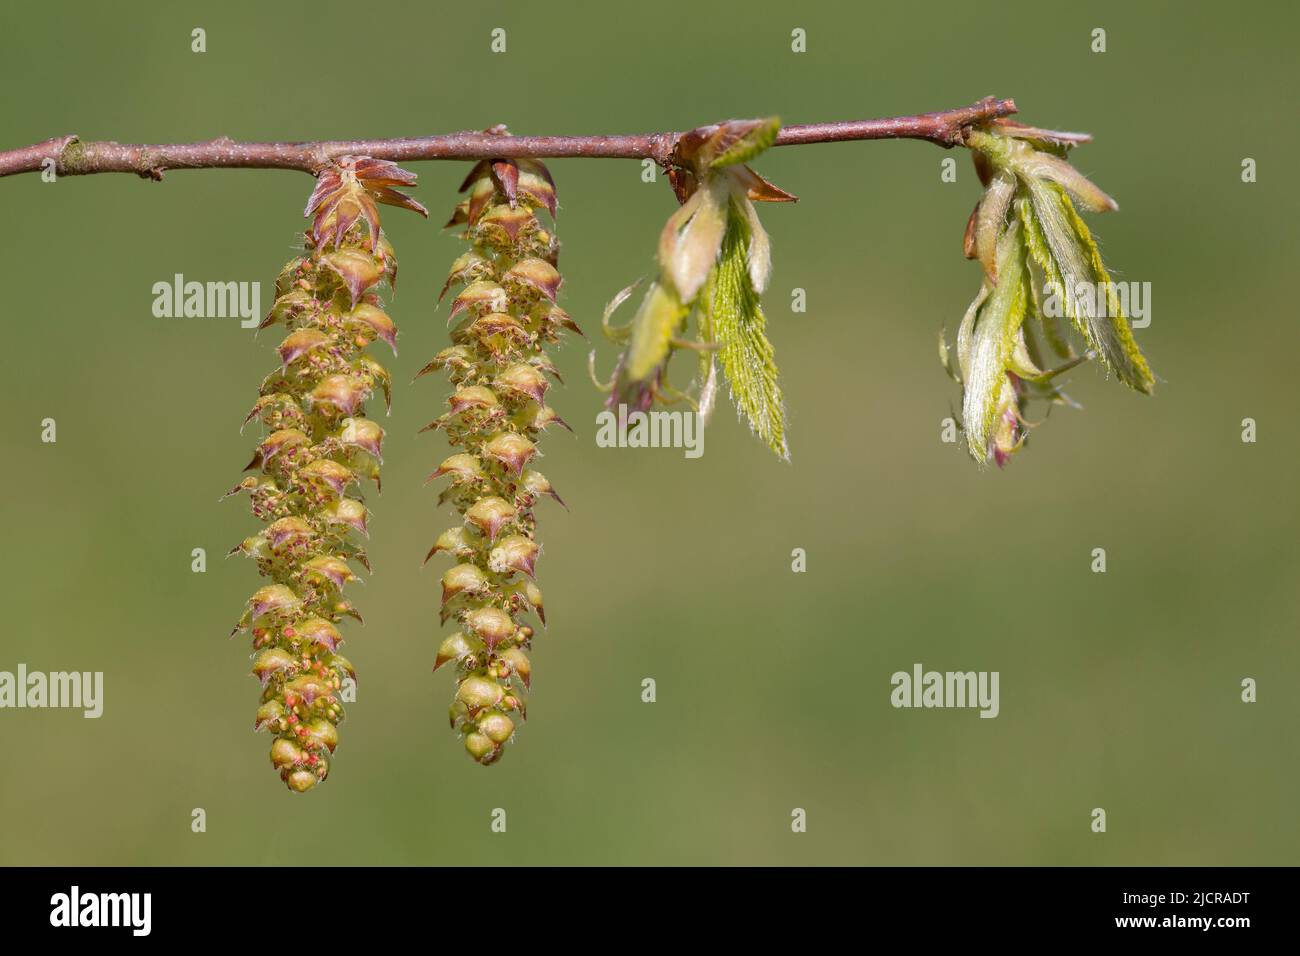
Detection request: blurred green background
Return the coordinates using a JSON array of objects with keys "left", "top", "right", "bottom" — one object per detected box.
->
[{"left": 2, "top": 0, "right": 1296, "bottom": 866}]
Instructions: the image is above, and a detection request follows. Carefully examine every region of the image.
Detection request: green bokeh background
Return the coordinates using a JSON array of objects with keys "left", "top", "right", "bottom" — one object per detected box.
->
[{"left": 2, "top": 1, "right": 1296, "bottom": 865}]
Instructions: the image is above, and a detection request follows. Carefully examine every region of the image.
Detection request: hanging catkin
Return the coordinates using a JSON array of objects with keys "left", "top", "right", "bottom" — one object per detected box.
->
[
  {"left": 229, "top": 157, "right": 426, "bottom": 791},
  {"left": 421, "top": 153, "right": 571, "bottom": 764}
]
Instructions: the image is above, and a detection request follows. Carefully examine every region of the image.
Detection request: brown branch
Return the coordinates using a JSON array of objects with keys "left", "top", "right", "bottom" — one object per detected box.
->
[{"left": 0, "top": 98, "right": 1016, "bottom": 181}]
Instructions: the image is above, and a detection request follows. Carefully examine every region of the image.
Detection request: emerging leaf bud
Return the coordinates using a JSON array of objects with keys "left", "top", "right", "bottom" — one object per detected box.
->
[{"left": 940, "top": 122, "right": 1153, "bottom": 469}]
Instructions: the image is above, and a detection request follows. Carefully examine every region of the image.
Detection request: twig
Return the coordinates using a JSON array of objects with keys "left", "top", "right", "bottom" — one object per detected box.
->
[{"left": 0, "top": 98, "right": 1016, "bottom": 181}]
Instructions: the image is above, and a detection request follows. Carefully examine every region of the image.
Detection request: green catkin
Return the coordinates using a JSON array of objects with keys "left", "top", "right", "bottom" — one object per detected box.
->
[
  {"left": 228, "top": 157, "right": 426, "bottom": 792},
  {"left": 423, "top": 155, "right": 570, "bottom": 765}
]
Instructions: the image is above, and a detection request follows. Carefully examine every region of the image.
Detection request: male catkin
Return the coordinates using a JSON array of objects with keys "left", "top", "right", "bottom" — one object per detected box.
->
[
  {"left": 421, "top": 153, "right": 571, "bottom": 764},
  {"left": 228, "top": 157, "right": 425, "bottom": 791}
]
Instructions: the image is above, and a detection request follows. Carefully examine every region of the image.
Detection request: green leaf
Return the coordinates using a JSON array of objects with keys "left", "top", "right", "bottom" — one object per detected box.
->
[
  {"left": 658, "top": 176, "right": 729, "bottom": 302},
  {"left": 1059, "top": 193, "right": 1154, "bottom": 393},
  {"left": 617, "top": 281, "right": 689, "bottom": 389},
  {"left": 733, "top": 191, "right": 773, "bottom": 292},
  {"left": 706, "top": 117, "right": 781, "bottom": 169},
  {"left": 961, "top": 223, "right": 1028, "bottom": 463},
  {"left": 1017, "top": 201, "right": 1074, "bottom": 361},
  {"left": 975, "top": 169, "right": 1016, "bottom": 278},
  {"left": 708, "top": 201, "right": 788, "bottom": 459},
  {"left": 1017, "top": 151, "right": 1117, "bottom": 213},
  {"left": 955, "top": 283, "right": 990, "bottom": 381},
  {"left": 1023, "top": 183, "right": 1153, "bottom": 393}
]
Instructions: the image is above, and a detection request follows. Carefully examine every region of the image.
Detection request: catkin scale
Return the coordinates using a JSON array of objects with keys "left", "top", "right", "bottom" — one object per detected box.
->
[
  {"left": 229, "top": 157, "right": 425, "bottom": 791},
  {"left": 424, "top": 153, "right": 569, "bottom": 765}
]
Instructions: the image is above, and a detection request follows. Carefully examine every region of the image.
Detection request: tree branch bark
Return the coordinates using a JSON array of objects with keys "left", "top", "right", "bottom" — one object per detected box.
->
[{"left": 0, "top": 98, "right": 1016, "bottom": 181}]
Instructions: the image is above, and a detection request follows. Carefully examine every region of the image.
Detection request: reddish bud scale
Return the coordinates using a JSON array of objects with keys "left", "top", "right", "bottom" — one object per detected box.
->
[
  {"left": 426, "top": 148, "right": 569, "bottom": 765},
  {"left": 232, "top": 157, "right": 424, "bottom": 792}
]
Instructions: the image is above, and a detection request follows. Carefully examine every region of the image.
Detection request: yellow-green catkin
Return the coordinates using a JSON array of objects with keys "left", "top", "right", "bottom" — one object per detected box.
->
[
  {"left": 228, "top": 157, "right": 426, "bottom": 792},
  {"left": 422, "top": 155, "right": 571, "bottom": 764}
]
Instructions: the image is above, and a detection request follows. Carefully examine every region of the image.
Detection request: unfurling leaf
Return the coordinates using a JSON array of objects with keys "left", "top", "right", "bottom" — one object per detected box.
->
[
  {"left": 943, "top": 122, "right": 1155, "bottom": 469},
  {"left": 705, "top": 117, "right": 782, "bottom": 169},
  {"left": 659, "top": 176, "right": 729, "bottom": 303},
  {"left": 961, "top": 224, "right": 1027, "bottom": 463},
  {"left": 709, "top": 202, "right": 788, "bottom": 460},
  {"left": 1022, "top": 181, "right": 1153, "bottom": 393},
  {"left": 1057, "top": 195, "right": 1152, "bottom": 392},
  {"left": 612, "top": 282, "right": 689, "bottom": 408},
  {"left": 599, "top": 117, "right": 793, "bottom": 456},
  {"left": 974, "top": 169, "right": 1016, "bottom": 279}
]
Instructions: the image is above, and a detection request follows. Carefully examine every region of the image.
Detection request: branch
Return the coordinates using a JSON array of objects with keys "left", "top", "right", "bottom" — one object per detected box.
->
[{"left": 0, "top": 98, "right": 1016, "bottom": 181}]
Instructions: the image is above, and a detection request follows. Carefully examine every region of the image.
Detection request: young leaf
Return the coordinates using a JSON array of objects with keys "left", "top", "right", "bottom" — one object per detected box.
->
[
  {"left": 709, "top": 202, "right": 788, "bottom": 460},
  {"left": 733, "top": 191, "right": 773, "bottom": 293},
  {"left": 974, "top": 169, "right": 1016, "bottom": 279},
  {"left": 706, "top": 117, "right": 782, "bottom": 169},
  {"left": 1024, "top": 181, "right": 1152, "bottom": 393},
  {"left": 1016, "top": 152, "right": 1117, "bottom": 213},
  {"left": 961, "top": 223, "right": 1027, "bottom": 463},
  {"left": 659, "top": 176, "right": 729, "bottom": 302},
  {"left": 1059, "top": 195, "right": 1154, "bottom": 393},
  {"left": 613, "top": 281, "right": 690, "bottom": 404}
]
